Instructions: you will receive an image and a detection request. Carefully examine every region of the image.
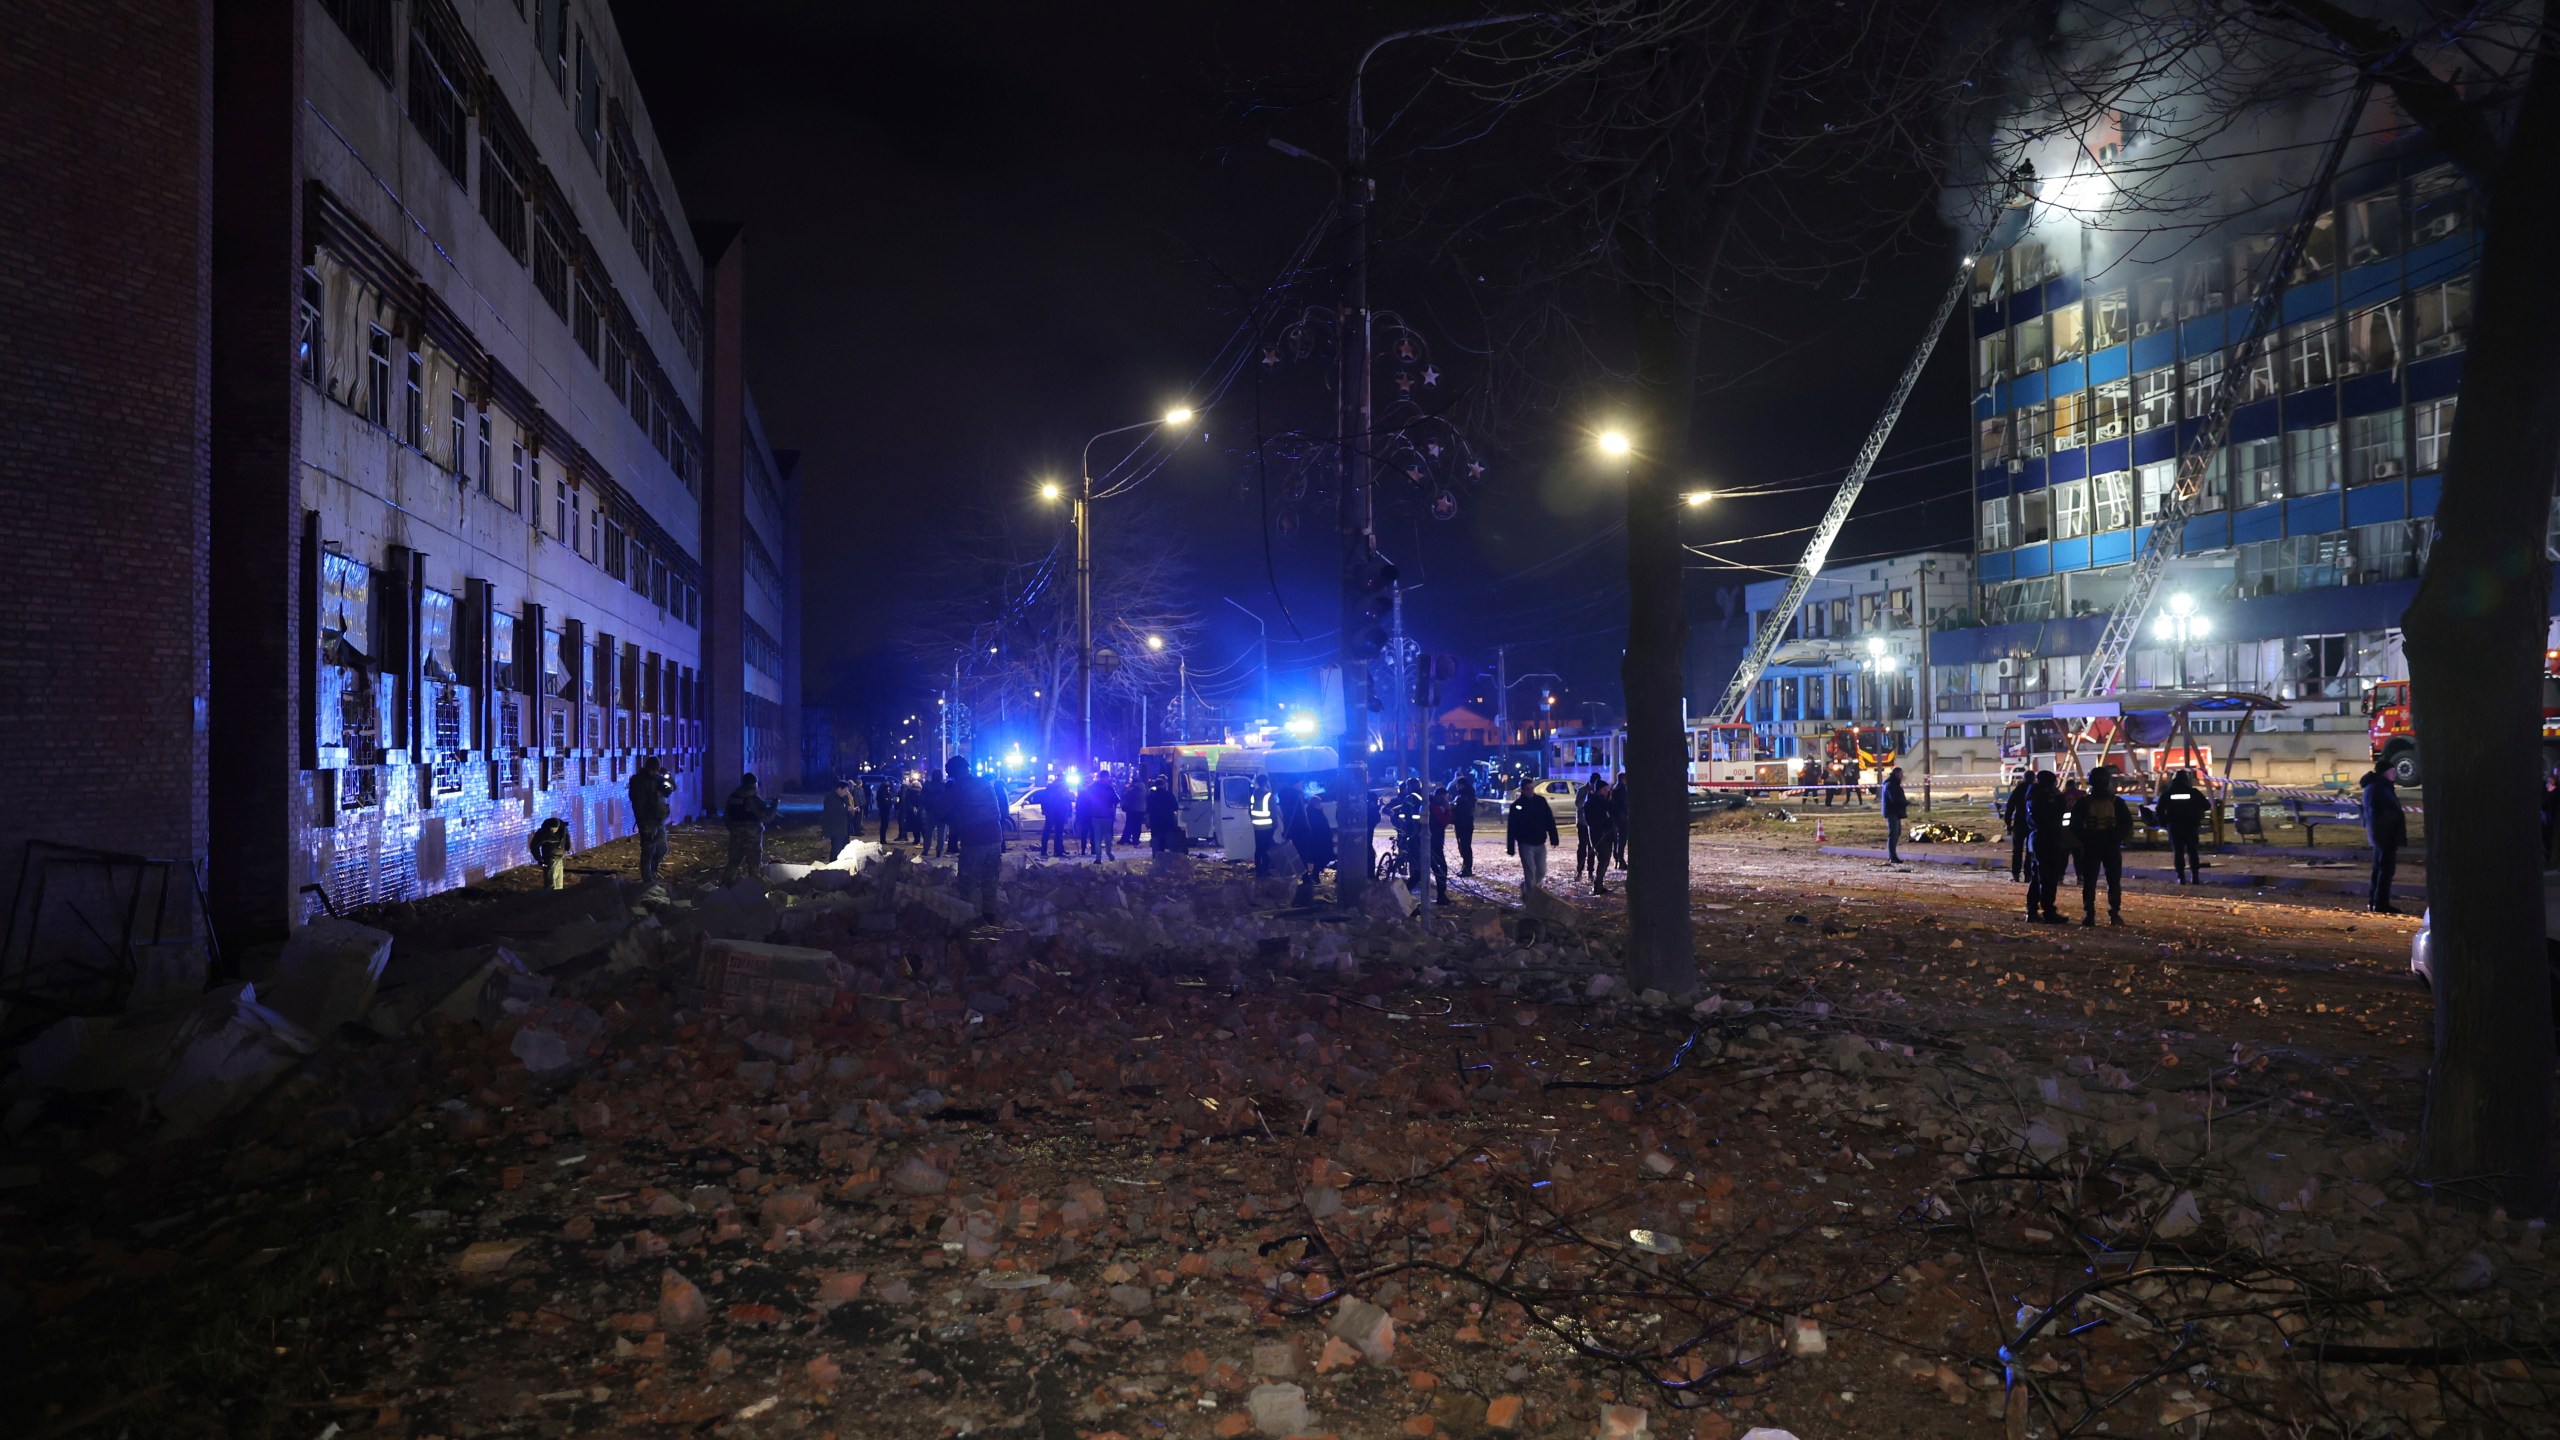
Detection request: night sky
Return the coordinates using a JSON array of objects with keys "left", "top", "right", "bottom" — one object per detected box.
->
[{"left": 616, "top": 2, "right": 1980, "bottom": 726}]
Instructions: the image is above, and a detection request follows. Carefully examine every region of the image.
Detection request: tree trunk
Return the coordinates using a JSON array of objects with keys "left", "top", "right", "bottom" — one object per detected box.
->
[
  {"left": 2406, "top": 34, "right": 2560, "bottom": 1212},
  {"left": 1621, "top": 298, "right": 1700, "bottom": 995}
]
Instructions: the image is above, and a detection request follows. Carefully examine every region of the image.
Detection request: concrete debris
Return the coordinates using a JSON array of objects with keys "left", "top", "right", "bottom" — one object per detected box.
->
[
  {"left": 690, "top": 939, "right": 854, "bottom": 1021},
  {"left": 1247, "top": 1382, "right": 1313, "bottom": 1437},
  {"left": 153, "top": 983, "right": 317, "bottom": 1130},
  {"left": 1328, "top": 1297, "right": 1396, "bottom": 1364},
  {"left": 265, "top": 917, "right": 394, "bottom": 1035}
]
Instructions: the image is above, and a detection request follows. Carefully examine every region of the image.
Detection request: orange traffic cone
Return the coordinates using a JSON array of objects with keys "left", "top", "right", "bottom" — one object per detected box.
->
[{"left": 1814, "top": 819, "right": 1827, "bottom": 845}]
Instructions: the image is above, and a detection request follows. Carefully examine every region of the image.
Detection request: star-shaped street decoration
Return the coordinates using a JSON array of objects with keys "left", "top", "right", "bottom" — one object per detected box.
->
[
  {"left": 1421, "top": 365, "right": 1441, "bottom": 386},
  {"left": 1393, "top": 372, "right": 1414, "bottom": 393},
  {"left": 1406, "top": 466, "right": 1425, "bottom": 482},
  {"left": 1466, "top": 461, "right": 1486, "bottom": 479},
  {"left": 1262, "top": 347, "right": 1281, "bottom": 368},
  {"left": 1426, "top": 442, "right": 1444, "bottom": 458}
]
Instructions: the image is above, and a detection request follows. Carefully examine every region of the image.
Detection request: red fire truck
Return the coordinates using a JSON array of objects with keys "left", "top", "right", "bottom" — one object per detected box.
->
[{"left": 2366, "top": 651, "right": 2560, "bottom": 786}]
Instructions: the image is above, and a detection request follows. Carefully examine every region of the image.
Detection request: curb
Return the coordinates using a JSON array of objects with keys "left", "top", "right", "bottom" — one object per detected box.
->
[{"left": 1813, "top": 845, "right": 2425, "bottom": 903}]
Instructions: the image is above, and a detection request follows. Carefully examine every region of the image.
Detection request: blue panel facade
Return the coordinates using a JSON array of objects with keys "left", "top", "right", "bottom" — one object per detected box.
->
[
  {"left": 2130, "top": 330, "right": 2176, "bottom": 374},
  {"left": 2280, "top": 276, "right": 2335, "bottom": 324},
  {"left": 2411, "top": 473, "right": 2442, "bottom": 517},
  {"left": 2013, "top": 544, "right": 2050, "bottom": 578},
  {"left": 2345, "top": 483, "right": 2406, "bottom": 528},
  {"left": 2286, "top": 492, "right": 2342, "bottom": 536},
  {"left": 2087, "top": 437, "right": 2128, "bottom": 475},
  {"left": 2183, "top": 512, "right": 2231, "bottom": 552},
  {"left": 2090, "top": 530, "right": 2132, "bottom": 567},
  {"left": 2132, "top": 428, "right": 2177, "bottom": 465},
  {"left": 2232, "top": 503, "right": 2283, "bottom": 546},
  {"left": 2050, "top": 536, "right": 2091, "bottom": 572},
  {"left": 2049, "top": 447, "right": 2086, "bottom": 483},
  {"left": 2087, "top": 344, "right": 2128, "bottom": 385},
  {"left": 2284, "top": 386, "right": 2336, "bottom": 430}
]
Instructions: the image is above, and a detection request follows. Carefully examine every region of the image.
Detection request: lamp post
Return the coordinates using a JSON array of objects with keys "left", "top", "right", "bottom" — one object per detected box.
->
[
  {"left": 1051, "top": 408, "right": 1195, "bottom": 770},
  {"left": 1222, "top": 597, "right": 1270, "bottom": 721},
  {"left": 1863, "top": 634, "right": 1900, "bottom": 730},
  {"left": 2151, "top": 592, "right": 2210, "bottom": 689}
]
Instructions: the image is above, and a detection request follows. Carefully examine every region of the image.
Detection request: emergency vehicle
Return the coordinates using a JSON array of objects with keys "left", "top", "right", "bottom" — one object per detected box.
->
[{"left": 2365, "top": 650, "right": 2560, "bottom": 787}]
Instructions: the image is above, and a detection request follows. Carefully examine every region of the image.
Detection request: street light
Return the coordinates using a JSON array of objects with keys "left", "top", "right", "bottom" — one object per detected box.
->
[
  {"left": 2151, "top": 592, "right": 2211, "bottom": 688},
  {"left": 1863, "top": 636, "right": 1900, "bottom": 727},
  {"left": 1682, "top": 490, "right": 1713, "bottom": 507},
  {"left": 1038, "top": 480, "right": 1062, "bottom": 502},
  {"left": 1064, "top": 408, "right": 1200, "bottom": 768},
  {"left": 1597, "top": 428, "right": 1633, "bottom": 458},
  {"left": 1146, "top": 634, "right": 1166, "bottom": 651}
]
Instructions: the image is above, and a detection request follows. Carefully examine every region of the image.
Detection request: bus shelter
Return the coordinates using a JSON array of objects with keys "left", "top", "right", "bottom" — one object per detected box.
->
[{"left": 2008, "top": 689, "right": 2285, "bottom": 842}]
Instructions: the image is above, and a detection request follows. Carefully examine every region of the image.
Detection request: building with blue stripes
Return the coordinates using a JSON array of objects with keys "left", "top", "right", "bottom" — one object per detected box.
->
[{"left": 1919, "top": 143, "right": 2517, "bottom": 785}]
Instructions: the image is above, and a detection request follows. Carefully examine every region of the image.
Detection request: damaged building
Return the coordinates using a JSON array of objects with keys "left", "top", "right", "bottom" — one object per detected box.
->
[{"left": 0, "top": 0, "right": 801, "bottom": 966}]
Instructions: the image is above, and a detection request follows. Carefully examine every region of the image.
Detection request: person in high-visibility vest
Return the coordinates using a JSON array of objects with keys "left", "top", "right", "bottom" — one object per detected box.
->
[{"left": 1249, "top": 776, "right": 1277, "bottom": 877}]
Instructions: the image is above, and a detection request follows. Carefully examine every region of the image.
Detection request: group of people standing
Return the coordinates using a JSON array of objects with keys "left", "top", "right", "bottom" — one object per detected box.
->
[{"left": 1999, "top": 765, "right": 2143, "bottom": 925}]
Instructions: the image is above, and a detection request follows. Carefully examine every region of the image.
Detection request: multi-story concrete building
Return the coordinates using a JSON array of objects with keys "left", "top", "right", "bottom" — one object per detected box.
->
[
  {"left": 1923, "top": 136, "right": 2507, "bottom": 784},
  {"left": 1734, "top": 552, "right": 1974, "bottom": 763},
  {"left": 0, "top": 0, "right": 798, "bottom": 950}
]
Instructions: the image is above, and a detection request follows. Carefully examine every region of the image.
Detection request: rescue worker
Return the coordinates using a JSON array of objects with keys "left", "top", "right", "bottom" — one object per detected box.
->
[
  {"left": 1583, "top": 777, "right": 1620, "bottom": 895},
  {"left": 1081, "top": 768, "right": 1120, "bottom": 861},
  {"left": 1507, "top": 775, "right": 1560, "bottom": 892},
  {"left": 943, "top": 754, "right": 1006, "bottom": 924},
  {"left": 721, "top": 773, "right": 776, "bottom": 883},
  {"left": 1880, "top": 765, "right": 1910, "bottom": 864},
  {"left": 2070, "top": 766, "right": 2135, "bottom": 927},
  {"left": 1611, "top": 772, "right": 1631, "bottom": 874},
  {"left": 1450, "top": 772, "right": 1478, "bottom": 878},
  {"left": 629, "top": 755, "right": 675, "bottom": 887},
  {"left": 2025, "top": 770, "right": 2067, "bottom": 923},
  {"left": 873, "top": 777, "right": 896, "bottom": 843},
  {"left": 2360, "top": 768, "right": 2406, "bottom": 914},
  {"left": 529, "top": 815, "right": 573, "bottom": 891},
  {"left": 1248, "top": 775, "right": 1277, "bottom": 876},
  {"left": 1121, "top": 771, "right": 1147, "bottom": 846},
  {"left": 820, "top": 772, "right": 855, "bottom": 862},
  {"left": 1286, "top": 780, "right": 1336, "bottom": 906},
  {"left": 2155, "top": 769, "right": 2209, "bottom": 883},
  {"left": 1427, "top": 781, "right": 1453, "bottom": 903},
  {"left": 1572, "top": 779, "right": 1595, "bottom": 883},
  {"left": 2057, "top": 777, "right": 2086, "bottom": 888},
  {"left": 921, "top": 769, "right": 949, "bottom": 856},
  {"left": 2001, "top": 770, "right": 2032, "bottom": 881}
]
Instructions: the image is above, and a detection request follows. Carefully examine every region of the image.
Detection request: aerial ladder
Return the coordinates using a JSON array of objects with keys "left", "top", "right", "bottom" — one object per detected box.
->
[
  {"left": 1713, "top": 167, "right": 2035, "bottom": 725},
  {"left": 2052, "top": 77, "right": 2377, "bottom": 780}
]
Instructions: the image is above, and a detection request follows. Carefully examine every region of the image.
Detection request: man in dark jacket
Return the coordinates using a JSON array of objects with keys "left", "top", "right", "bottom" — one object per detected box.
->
[
  {"left": 2025, "top": 771, "right": 2067, "bottom": 923},
  {"left": 721, "top": 774, "right": 776, "bottom": 883},
  {"left": 1037, "top": 778, "right": 1073, "bottom": 859},
  {"left": 1582, "top": 778, "right": 1620, "bottom": 895},
  {"left": 874, "top": 778, "right": 897, "bottom": 843},
  {"left": 1880, "top": 766, "right": 1910, "bottom": 864},
  {"left": 1427, "top": 782, "right": 1453, "bottom": 903},
  {"left": 529, "top": 815, "right": 573, "bottom": 891},
  {"left": 630, "top": 756, "right": 675, "bottom": 886},
  {"left": 1081, "top": 771, "right": 1121, "bottom": 861},
  {"left": 921, "top": 772, "right": 949, "bottom": 856},
  {"left": 2155, "top": 769, "right": 2209, "bottom": 883},
  {"left": 2001, "top": 771, "right": 2032, "bottom": 881},
  {"left": 820, "top": 773, "right": 855, "bottom": 863},
  {"left": 1121, "top": 773, "right": 1147, "bottom": 846},
  {"left": 2360, "top": 769, "right": 2407, "bottom": 913},
  {"left": 2069, "top": 767, "right": 2135, "bottom": 926},
  {"left": 944, "top": 754, "right": 1006, "bottom": 923},
  {"left": 1146, "top": 778, "right": 1183, "bottom": 854},
  {"left": 1610, "top": 771, "right": 1631, "bottom": 874},
  {"left": 1286, "top": 781, "right": 1336, "bottom": 906},
  {"left": 1451, "top": 773, "right": 1478, "bottom": 877},
  {"left": 1508, "top": 777, "right": 1561, "bottom": 892}
]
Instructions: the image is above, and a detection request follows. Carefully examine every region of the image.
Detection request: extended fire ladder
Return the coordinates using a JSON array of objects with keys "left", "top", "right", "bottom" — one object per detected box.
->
[
  {"left": 2053, "top": 78, "right": 2378, "bottom": 780},
  {"left": 1714, "top": 169, "right": 2034, "bottom": 724}
]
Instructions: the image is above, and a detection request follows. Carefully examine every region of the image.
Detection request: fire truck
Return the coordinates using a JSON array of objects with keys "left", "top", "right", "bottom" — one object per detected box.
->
[{"left": 2366, "top": 651, "right": 2560, "bottom": 786}]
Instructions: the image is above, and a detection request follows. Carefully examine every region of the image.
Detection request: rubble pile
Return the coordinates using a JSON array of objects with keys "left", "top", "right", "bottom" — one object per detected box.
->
[{"left": 2, "top": 841, "right": 2553, "bottom": 1437}]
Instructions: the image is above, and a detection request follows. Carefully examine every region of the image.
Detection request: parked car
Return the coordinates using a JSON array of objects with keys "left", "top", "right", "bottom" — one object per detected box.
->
[
  {"left": 1492, "top": 777, "right": 1582, "bottom": 824},
  {"left": 2409, "top": 874, "right": 2560, "bottom": 1031}
]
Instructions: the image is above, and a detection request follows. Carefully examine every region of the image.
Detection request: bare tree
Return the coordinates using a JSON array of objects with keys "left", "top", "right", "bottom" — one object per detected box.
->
[
  {"left": 899, "top": 495, "right": 1200, "bottom": 765},
  {"left": 1956, "top": 0, "right": 2558, "bottom": 1211},
  {"left": 1413, "top": 1, "right": 1990, "bottom": 995}
]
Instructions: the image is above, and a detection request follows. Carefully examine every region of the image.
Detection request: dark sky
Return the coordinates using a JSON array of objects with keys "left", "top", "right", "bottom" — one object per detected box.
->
[{"left": 615, "top": 2, "right": 1978, "bottom": 723}]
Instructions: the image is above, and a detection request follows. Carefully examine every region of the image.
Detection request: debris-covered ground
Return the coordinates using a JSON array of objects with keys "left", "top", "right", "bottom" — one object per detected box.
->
[{"left": 3, "top": 809, "right": 2551, "bottom": 1440}]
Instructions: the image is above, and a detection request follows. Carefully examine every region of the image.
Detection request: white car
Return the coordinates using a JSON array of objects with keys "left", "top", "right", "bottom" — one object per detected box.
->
[
  {"left": 1494, "top": 777, "right": 1583, "bottom": 825},
  {"left": 2409, "top": 872, "right": 2560, "bottom": 999}
]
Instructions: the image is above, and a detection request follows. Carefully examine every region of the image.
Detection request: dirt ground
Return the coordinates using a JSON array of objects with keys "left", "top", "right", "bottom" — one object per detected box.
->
[{"left": 4, "top": 807, "right": 2539, "bottom": 1440}]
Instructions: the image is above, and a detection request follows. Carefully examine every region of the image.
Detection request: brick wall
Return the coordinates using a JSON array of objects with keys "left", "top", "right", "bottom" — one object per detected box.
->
[{"left": 0, "top": 3, "right": 215, "bottom": 896}]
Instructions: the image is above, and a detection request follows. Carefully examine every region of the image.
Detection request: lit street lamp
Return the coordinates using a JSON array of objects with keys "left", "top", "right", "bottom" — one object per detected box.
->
[
  {"left": 2151, "top": 592, "right": 2211, "bottom": 689},
  {"left": 1045, "top": 407, "right": 1198, "bottom": 768},
  {"left": 1863, "top": 635, "right": 1900, "bottom": 727}
]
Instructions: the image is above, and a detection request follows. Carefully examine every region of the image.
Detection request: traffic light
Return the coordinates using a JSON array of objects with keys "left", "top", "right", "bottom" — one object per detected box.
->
[{"left": 1349, "top": 548, "right": 1398, "bottom": 659}]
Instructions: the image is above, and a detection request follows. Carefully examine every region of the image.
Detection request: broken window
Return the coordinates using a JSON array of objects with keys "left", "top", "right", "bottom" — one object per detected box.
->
[
  {"left": 447, "top": 391, "right": 468, "bottom": 474},
  {"left": 298, "top": 268, "right": 325, "bottom": 387},
  {"left": 2345, "top": 410, "right": 2406, "bottom": 486},
  {"left": 2136, "top": 460, "right": 2178, "bottom": 523},
  {"left": 404, "top": 349, "right": 424, "bottom": 447},
  {"left": 320, "top": 552, "right": 374, "bottom": 669},
  {"left": 2349, "top": 521, "right": 2423, "bottom": 584},
  {"left": 2014, "top": 401, "right": 2048, "bottom": 458},
  {"left": 2341, "top": 302, "right": 2401, "bottom": 378},
  {"left": 2049, "top": 301, "right": 2087, "bottom": 363},
  {"left": 1976, "top": 329, "right": 2007, "bottom": 386},
  {"left": 492, "top": 609, "right": 519, "bottom": 692},
  {"left": 2089, "top": 288, "right": 2128, "bottom": 350},
  {"left": 2409, "top": 165, "right": 2471, "bottom": 245},
  {"left": 2136, "top": 275, "right": 2176, "bottom": 335},
  {"left": 2181, "top": 251, "right": 2227, "bottom": 319},
  {"left": 2091, "top": 470, "right": 2132, "bottom": 531},
  {"left": 2414, "top": 396, "right": 2457, "bottom": 473},
  {"left": 2234, "top": 344, "right": 2278, "bottom": 404},
  {"left": 2229, "top": 234, "right": 2276, "bottom": 306},
  {"left": 2013, "top": 315, "right": 2048, "bottom": 373},
  {"left": 365, "top": 327, "right": 390, "bottom": 428},
  {"left": 406, "top": 6, "right": 470, "bottom": 184},
  {"left": 2413, "top": 277, "right": 2471, "bottom": 357},
  {"left": 1978, "top": 413, "right": 2009, "bottom": 468},
  {"left": 2091, "top": 377, "right": 2130, "bottom": 442},
  {"left": 2236, "top": 436, "right": 2283, "bottom": 506},
  {"left": 477, "top": 411, "right": 493, "bottom": 494},
  {"left": 2052, "top": 479, "right": 2091, "bottom": 540},
  {"left": 2017, "top": 488, "right": 2051, "bottom": 544},
  {"left": 420, "top": 587, "right": 457, "bottom": 682},
  {"left": 1858, "top": 593, "right": 1883, "bottom": 631},
  {"left": 2285, "top": 320, "right": 2335, "bottom": 392},
  {"left": 544, "top": 627, "right": 569, "bottom": 700},
  {"left": 1980, "top": 496, "right": 2011, "bottom": 549},
  {"left": 2052, "top": 389, "right": 2087, "bottom": 451},
  {"left": 1969, "top": 250, "right": 2007, "bottom": 304},
  {"left": 2290, "top": 208, "right": 2337, "bottom": 282},
  {"left": 509, "top": 443, "right": 527, "bottom": 514},
  {"left": 2012, "top": 238, "right": 2056, "bottom": 287},
  {"left": 584, "top": 640, "right": 601, "bottom": 707},
  {"left": 2347, "top": 185, "right": 2402, "bottom": 265},
  {"left": 2134, "top": 366, "right": 2176, "bottom": 432},
  {"left": 2181, "top": 350, "right": 2223, "bottom": 418},
  {"left": 1828, "top": 597, "right": 1853, "bottom": 634},
  {"left": 2288, "top": 423, "right": 2340, "bottom": 494}
]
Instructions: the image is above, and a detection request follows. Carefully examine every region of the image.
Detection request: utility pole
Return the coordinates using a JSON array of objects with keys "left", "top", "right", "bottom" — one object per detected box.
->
[
  {"left": 1494, "top": 644, "right": 1508, "bottom": 768},
  {"left": 1917, "top": 560, "right": 1934, "bottom": 812},
  {"left": 1389, "top": 580, "right": 1407, "bottom": 778},
  {"left": 1222, "top": 597, "right": 1270, "bottom": 721}
]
